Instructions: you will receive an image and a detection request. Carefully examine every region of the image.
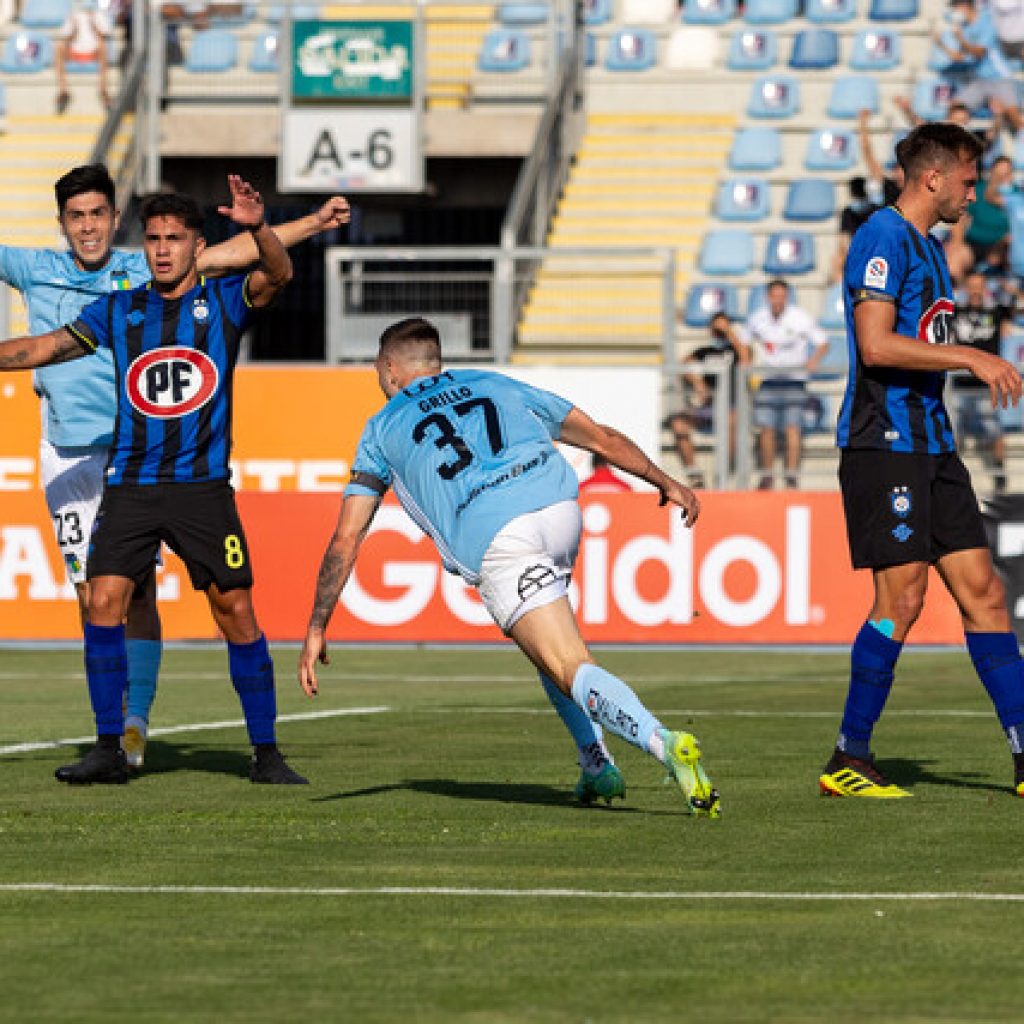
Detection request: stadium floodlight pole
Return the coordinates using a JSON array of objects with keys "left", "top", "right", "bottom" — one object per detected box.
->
[{"left": 143, "top": 0, "right": 163, "bottom": 194}]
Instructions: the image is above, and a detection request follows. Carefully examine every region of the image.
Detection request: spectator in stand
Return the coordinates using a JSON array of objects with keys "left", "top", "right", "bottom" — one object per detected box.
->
[
  {"left": 742, "top": 280, "right": 828, "bottom": 490},
  {"left": 952, "top": 270, "right": 1013, "bottom": 492},
  {"left": 665, "top": 311, "right": 748, "bottom": 488},
  {"left": 578, "top": 454, "right": 633, "bottom": 494},
  {"left": 947, "top": 155, "right": 1014, "bottom": 282},
  {"left": 54, "top": 0, "right": 114, "bottom": 114}
]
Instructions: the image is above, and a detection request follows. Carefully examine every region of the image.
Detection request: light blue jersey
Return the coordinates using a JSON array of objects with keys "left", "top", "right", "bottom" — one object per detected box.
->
[
  {"left": 345, "top": 368, "right": 579, "bottom": 581},
  {"left": 0, "top": 246, "right": 149, "bottom": 447}
]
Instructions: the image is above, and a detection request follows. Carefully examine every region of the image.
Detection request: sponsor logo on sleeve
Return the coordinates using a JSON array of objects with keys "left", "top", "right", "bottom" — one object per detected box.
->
[{"left": 864, "top": 257, "right": 888, "bottom": 289}]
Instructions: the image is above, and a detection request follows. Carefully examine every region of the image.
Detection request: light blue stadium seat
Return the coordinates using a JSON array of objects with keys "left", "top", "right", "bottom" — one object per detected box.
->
[
  {"left": 716, "top": 178, "right": 771, "bottom": 221},
  {"left": 730, "top": 126, "right": 782, "bottom": 169},
  {"left": 684, "top": 283, "right": 740, "bottom": 327},
  {"left": 748, "top": 75, "right": 799, "bottom": 117},
  {"left": 681, "top": 0, "right": 737, "bottom": 25},
  {"left": 912, "top": 75, "right": 955, "bottom": 120},
  {"left": 249, "top": 30, "right": 279, "bottom": 73},
  {"left": 789, "top": 28, "right": 839, "bottom": 70},
  {"left": 479, "top": 28, "right": 531, "bottom": 71},
  {"left": 727, "top": 28, "right": 777, "bottom": 70},
  {"left": 700, "top": 230, "right": 756, "bottom": 276},
  {"left": 827, "top": 75, "right": 879, "bottom": 118},
  {"left": 186, "top": 29, "right": 238, "bottom": 73},
  {"left": 582, "top": 0, "right": 612, "bottom": 25},
  {"left": 764, "top": 231, "right": 816, "bottom": 275},
  {"left": 604, "top": 28, "right": 657, "bottom": 70},
  {"left": 783, "top": 178, "right": 836, "bottom": 220},
  {"left": 849, "top": 28, "right": 901, "bottom": 70},
  {"left": 818, "top": 283, "right": 846, "bottom": 330},
  {"left": 585, "top": 32, "right": 597, "bottom": 66},
  {"left": 805, "top": 0, "right": 856, "bottom": 23},
  {"left": 1, "top": 31, "right": 53, "bottom": 72},
  {"left": 20, "top": 0, "right": 70, "bottom": 28},
  {"left": 926, "top": 30, "right": 972, "bottom": 73},
  {"left": 744, "top": 0, "right": 798, "bottom": 25},
  {"left": 498, "top": 2, "right": 549, "bottom": 25},
  {"left": 805, "top": 126, "right": 857, "bottom": 169},
  {"left": 266, "top": 4, "right": 320, "bottom": 19},
  {"left": 869, "top": 0, "right": 917, "bottom": 20}
]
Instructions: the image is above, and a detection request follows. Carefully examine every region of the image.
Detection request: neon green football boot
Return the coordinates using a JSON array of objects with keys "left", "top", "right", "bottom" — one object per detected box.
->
[
  {"left": 574, "top": 762, "right": 625, "bottom": 805},
  {"left": 658, "top": 729, "right": 722, "bottom": 818}
]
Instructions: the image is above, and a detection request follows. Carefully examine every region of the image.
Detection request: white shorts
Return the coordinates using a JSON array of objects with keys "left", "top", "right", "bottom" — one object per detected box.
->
[
  {"left": 478, "top": 500, "right": 580, "bottom": 633},
  {"left": 39, "top": 438, "right": 108, "bottom": 585}
]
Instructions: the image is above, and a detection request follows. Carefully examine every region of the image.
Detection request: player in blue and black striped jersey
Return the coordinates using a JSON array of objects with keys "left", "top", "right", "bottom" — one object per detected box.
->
[
  {"left": 0, "top": 175, "right": 306, "bottom": 785},
  {"left": 821, "top": 122, "right": 1024, "bottom": 800}
]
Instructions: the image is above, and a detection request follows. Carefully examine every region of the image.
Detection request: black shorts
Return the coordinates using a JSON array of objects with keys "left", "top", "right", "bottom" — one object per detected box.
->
[
  {"left": 87, "top": 480, "right": 254, "bottom": 592},
  {"left": 839, "top": 448, "right": 989, "bottom": 570}
]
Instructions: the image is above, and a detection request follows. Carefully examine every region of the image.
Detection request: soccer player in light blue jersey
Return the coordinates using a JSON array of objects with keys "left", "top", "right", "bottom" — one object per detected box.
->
[
  {"left": 298, "top": 317, "right": 721, "bottom": 817},
  {"left": 0, "top": 163, "right": 350, "bottom": 772}
]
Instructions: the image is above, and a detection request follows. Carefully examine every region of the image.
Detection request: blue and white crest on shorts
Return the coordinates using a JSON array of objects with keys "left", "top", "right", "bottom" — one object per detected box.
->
[
  {"left": 892, "top": 523, "right": 914, "bottom": 543},
  {"left": 889, "top": 485, "right": 912, "bottom": 518},
  {"left": 64, "top": 553, "right": 82, "bottom": 575}
]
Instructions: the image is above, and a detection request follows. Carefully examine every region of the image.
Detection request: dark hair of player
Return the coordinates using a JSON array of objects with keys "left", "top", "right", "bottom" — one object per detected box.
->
[
  {"left": 138, "top": 191, "right": 204, "bottom": 232},
  {"left": 379, "top": 317, "right": 443, "bottom": 361},
  {"left": 895, "top": 122, "right": 983, "bottom": 181},
  {"left": 54, "top": 163, "right": 116, "bottom": 215}
]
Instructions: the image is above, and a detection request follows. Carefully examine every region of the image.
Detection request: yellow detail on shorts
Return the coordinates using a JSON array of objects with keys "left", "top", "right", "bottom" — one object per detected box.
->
[{"left": 224, "top": 534, "right": 245, "bottom": 569}]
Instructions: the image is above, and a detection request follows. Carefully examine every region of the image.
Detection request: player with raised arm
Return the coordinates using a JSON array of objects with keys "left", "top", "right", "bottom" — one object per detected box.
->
[
  {"left": 0, "top": 175, "right": 307, "bottom": 785},
  {"left": 298, "top": 318, "right": 721, "bottom": 817},
  {"left": 821, "top": 122, "right": 1024, "bottom": 799},
  {"left": 0, "top": 163, "right": 349, "bottom": 771}
]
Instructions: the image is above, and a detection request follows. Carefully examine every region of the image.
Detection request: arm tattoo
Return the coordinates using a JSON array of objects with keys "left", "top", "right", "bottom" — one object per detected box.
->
[
  {"left": 310, "top": 547, "right": 348, "bottom": 632},
  {"left": 0, "top": 328, "right": 84, "bottom": 369}
]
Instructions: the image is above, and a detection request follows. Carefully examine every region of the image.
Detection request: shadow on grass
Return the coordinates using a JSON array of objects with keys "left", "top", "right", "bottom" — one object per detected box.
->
[
  {"left": 878, "top": 757, "right": 1012, "bottom": 796},
  {"left": 312, "top": 778, "right": 680, "bottom": 815},
  {"left": 131, "top": 739, "right": 252, "bottom": 780}
]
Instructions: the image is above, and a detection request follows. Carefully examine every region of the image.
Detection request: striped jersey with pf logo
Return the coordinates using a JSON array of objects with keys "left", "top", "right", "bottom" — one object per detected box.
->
[
  {"left": 68, "top": 273, "right": 254, "bottom": 485},
  {"left": 837, "top": 206, "right": 957, "bottom": 454}
]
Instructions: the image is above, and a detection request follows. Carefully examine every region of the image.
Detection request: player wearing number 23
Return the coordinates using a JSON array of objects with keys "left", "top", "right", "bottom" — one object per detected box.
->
[{"left": 0, "top": 177, "right": 307, "bottom": 785}]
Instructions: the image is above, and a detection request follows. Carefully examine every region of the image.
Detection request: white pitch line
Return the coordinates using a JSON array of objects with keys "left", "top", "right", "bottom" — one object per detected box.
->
[
  {"left": 1, "top": 883, "right": 1024, "bottom": 902},
  {"left": 0, "top": 706, "right": 390, "bottom": 756}
]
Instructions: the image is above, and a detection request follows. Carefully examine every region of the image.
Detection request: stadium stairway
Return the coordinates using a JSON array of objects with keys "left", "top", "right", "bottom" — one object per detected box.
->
[{"left": 514, "top": 110, "right": 735, "bottom": 364}]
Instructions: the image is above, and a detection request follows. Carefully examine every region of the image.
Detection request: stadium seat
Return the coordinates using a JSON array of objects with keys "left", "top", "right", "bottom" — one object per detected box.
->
[
  {"left": 764, "top": 231, "right": 816, "bottom": 274},
  {"left": 186, "top": 29, "right": 238, "bottom": 73},
  {"left": 666, "top": 26, "right": 720, "bottom": 70},
  {"left": 818, "top": 283, "right": 846, "bottom": 330},
  {"left": 0, "top": 31, "right": 53, "bottom": 72},
  {"left": 604, "top": 28, "right": 657, "bottom": 70},
  {"left": 744, "top": 0, "right": 798, "bottom": 25},
  {"left": 621, "top": 0, "right": 677, "bottom": 23},
  {"left": 789, "top": 28, "right": 839, "bottom": 70},
  {"left": 849, "top": 28, "right": 902, "bottom": 70},
  {"left": 266, "top": 4, "right": 320, "bottom": 20},
  {"left": 827, "top": 75, "right": 880, "bottom": 118},
  {"left": 730, "top": 126, "right": 782, "bottom": 169},
  {"left": 805, "top": 0, "right": 856, "bottom": 23},
  {"left": 700, "top": 230, "right": 756, "bottom": 275},
  {"left": 748, "top": 75, "right": 800, "bottom": 118},
  {"left": 479, "top": 28, "right": 531, "bottom": 71},
  {"left": 19, "top": 0, "right": 69, "bottom": 28},
  {"left": 726, "top": 28, "right": 777, "bottom": 70},
  {"left": 248, "top": 30, "right": 279, "bottom": 73},
  {"left": 747, "top": 282, "right": 798, "bottom": 314},
  {"left": 817, "top": 334, "right": 848, "bottom": 374},
  {"left": 716, "top": 178, "right": 771, "bottom": 221},
  {"left": 783, "top": 178, "right": 836, "bottom": 220},
  {"left": 582, "top": 0, "right": 612, "bottom": 25},
  {"left": 683, "top": 283, "right": 740, "bottom": 327},
  {"left": 681, "top": 0, "right": 737, "bottom": 25},
  {"left": 912, "top": 75, "right": 955, "bottom": 120},
  {"left": 869, "top": 0, "right": 917, "bottom": 20},
  {"left": 805, "top": 126, "right": 857, "bottom": 169},
  {"left": 585, "top": 32, "right": 597, "bottom": 66},
  {"left": 498, "top": 2, "right": 549, "bottom": 25}
]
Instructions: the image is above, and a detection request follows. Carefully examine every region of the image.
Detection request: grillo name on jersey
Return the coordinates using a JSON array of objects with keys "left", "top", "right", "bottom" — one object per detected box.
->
[
  {"left": 417, "top": 385, "right": 473, "bottom": 414},
  {"left": 918, "top": 298, "right": 956, "bottom": 346}
]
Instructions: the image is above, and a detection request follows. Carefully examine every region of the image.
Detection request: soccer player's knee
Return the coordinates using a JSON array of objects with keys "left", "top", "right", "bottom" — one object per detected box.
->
[{"left": 891, "top": 586, "right": 926, "bottom": 628}]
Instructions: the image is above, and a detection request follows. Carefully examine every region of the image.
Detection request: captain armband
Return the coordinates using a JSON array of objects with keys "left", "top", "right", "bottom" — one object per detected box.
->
[
  {"left": 851, "top": 288, "right": 896, "bottom": 306},
  {"left": 348, "top": 471, "right": 388, "bottom": 495}
]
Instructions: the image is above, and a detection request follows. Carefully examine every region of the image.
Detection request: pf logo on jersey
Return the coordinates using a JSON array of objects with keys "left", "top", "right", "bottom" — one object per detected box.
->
[
  {"left": 918, "top": 298, "right": 955, "bottom": 345},
  {"left": 126, "top": 347, "right": 219, "bottom": 419}
]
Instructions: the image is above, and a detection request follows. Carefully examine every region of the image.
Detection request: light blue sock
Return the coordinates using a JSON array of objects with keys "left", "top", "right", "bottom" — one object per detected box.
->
[
  {"left": 539, "top": 672, "right": 612, "bottom": 769},
  {"left": 126, "top": 638, "right": 161, "bottom": 724},
  {"left": 570, "top": 663, "right": 662, "bottom": 755}
]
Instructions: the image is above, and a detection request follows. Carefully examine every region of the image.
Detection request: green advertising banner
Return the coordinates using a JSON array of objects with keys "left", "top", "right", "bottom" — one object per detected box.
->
[{"left": 291, "top": 20, "right": 414, "bottom": 100}]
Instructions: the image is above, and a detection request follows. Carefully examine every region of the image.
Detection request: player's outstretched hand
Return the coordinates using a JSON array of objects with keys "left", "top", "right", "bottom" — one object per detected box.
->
[
  {"left": 217, "top": 174, "right": 265, "bottom": 231},
  {"left": 298, "top": 629, "right": 329, "bottom": 698},
  {"left": 658, "top": 478, "right": 700, "bottom": 528},
  {"left": 970, "top": 350, "right": 1023, "bottom": 409},
  {"left": 314, "top": 196, "right": 351, "bottom": 231}
]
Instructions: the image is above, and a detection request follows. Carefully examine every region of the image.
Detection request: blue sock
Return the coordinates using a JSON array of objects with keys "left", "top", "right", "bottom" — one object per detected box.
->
[
  {"left": 228, "top": 634, "right": 277, "bottom": 746},
  {"left": 838, "top": 620, "right": 903, "bottom": 758},
  {"left": 84, "top": 622, "right": 127, "bottom": 738},
  {"left": 126, "top": 638, "right": 161, "bottom": 724},
  {"left": 965, "top": 631, "right": 1024, "bottom": 753},
  {"left": 539, "top": 672, "right": 605, "bottom": 749},
  {"left": 570, "top": 663, "right": 662, "bottom": 755}
]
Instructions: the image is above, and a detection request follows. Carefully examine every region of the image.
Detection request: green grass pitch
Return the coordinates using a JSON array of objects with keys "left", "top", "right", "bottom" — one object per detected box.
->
[{"left": 1, "top": 645, "right": 1023, "bottom": 1023}]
